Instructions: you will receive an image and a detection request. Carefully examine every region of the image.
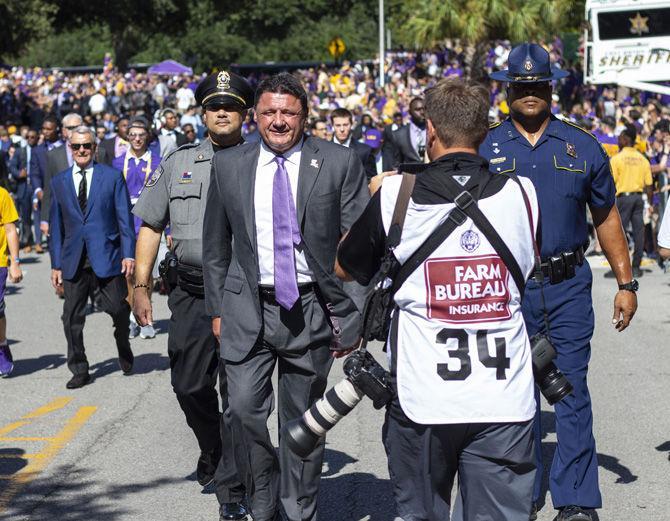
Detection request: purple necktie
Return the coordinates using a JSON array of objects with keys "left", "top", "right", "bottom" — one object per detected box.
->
[{"left": 272, "top": 156, "right": 301, "bottom": 310}]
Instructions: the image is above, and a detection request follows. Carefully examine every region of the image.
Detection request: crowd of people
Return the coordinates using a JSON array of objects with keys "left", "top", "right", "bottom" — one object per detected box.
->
[{"left": 0, "top": 38, "right": 668, "bottom": 521}]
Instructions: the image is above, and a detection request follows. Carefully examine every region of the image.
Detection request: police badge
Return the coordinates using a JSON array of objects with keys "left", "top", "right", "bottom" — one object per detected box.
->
[
  {"left": 524, "top": 59, "right": 533, "bottom": 71},
  {"left": 566, "top": 142, "right": 577, "bottom": 158},
  {"left": 460, "top": 230, "right": 480, "bottom": 253},
  {"left": 217, "top": 71, "right": 231, "bottom": 90}
]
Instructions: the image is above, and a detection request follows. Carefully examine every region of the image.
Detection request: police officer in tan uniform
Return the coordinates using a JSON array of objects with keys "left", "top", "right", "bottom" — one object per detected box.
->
[{"left": 132, "top": 71, "right": 254, "bottom": 521}]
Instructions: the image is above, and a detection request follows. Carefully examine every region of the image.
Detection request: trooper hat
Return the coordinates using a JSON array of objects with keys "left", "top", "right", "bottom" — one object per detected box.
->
[
  {"left": 489, "top": 43, "right": 569, "bottom": 83},
  {"left": 194, "top": 70, "right": 254, "bottom": 109}
]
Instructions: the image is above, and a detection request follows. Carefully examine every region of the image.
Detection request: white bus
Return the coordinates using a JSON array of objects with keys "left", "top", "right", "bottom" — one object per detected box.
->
[{"left": 584, "top": 0, "right": 670, "bottom": 95}]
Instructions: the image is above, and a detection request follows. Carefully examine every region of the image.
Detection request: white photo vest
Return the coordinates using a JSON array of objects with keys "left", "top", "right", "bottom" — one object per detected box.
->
[{"left": 380, "top": 174, "right": 538, "bottom": 424}]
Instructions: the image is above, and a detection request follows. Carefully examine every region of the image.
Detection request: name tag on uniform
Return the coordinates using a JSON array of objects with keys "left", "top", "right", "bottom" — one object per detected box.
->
[
  {"left": 490, "top": 156, "right": 506, "bottom": 164},
  {"left": 179, "top": 171, "right": 193, "bottom": 183}
]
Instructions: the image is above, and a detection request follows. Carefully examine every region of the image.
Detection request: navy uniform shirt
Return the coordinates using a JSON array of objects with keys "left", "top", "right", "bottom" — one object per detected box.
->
[{"left": 480, "top": 116, "right": 615, "bottom": 258}]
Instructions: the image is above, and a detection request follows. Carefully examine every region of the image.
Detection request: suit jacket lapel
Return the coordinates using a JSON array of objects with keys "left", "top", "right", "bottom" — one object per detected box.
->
[
  {"left": 297, "top": 138, "right": 324, "bottom": 226},
  {"left": 84, "top": 164, "right": 101, "bottom": 218},
  {"left": 64, "top": 168, "right": 83, "bottom": 218},
  {"left": 238, "top": 144, "right": 260, "bottom": 252}
]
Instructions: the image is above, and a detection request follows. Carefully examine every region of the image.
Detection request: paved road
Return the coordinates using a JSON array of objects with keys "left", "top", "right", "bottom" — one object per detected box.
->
[{"left": 1, "top": 252, "right": 668, "bottom": 520}]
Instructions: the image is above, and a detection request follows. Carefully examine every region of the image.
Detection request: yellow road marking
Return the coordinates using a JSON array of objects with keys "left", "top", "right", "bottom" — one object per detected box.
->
[
  {"left": 0, "top": 422, "right": 30, "bottom": 437},
  {"left": 0, "top": 406, "right": 97, "bottom": 515},
  {"left": 0, "top": 437, "right": 54, "bottom": 442},
  {"left": 0, "top": 453, "right": 47, "bottom": 460},
  {"left": 21, "top": 397, "right": 73, "bottom": 420}
]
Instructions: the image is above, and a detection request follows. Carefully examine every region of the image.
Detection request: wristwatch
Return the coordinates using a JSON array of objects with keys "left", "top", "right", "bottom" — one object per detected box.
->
[{"left": 618, "top": 279, "right": 639, "bottom": 292}]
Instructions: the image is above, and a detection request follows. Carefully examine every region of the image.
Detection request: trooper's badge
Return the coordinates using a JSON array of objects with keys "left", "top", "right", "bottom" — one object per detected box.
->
[
  {"left": 460, "top": 230, "right": 480, "bottom": 253},
  {"left": 524, "top": 59, "right": 533, "bottom": 71},
  {"left": 566, "top": 142, "right": 577, "bottom": 158},
  {"left": 217, "top": 71, "right": 231, "bottom": 90},
  {"left": 145, "top": 165, "right": 164, "bottom": 188}
]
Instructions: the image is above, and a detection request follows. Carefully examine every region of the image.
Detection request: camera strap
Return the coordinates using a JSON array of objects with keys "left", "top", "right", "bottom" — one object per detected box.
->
[{"left": 506, "top": 173, "right": 552, "bottom": 336}]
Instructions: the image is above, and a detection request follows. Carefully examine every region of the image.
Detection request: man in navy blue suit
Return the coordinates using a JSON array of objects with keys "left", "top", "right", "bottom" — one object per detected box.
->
[{"left": 49, "top": 126, "right": 136, "bottom": 389}]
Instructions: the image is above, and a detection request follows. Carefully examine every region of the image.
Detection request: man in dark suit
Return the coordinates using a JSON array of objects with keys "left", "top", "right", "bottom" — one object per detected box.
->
[
  {"left": 97, "top": 116, "right": 130, "bottom": 166},
  {"left": 391, "top": 97, "right": 426, "bottom": 167},
  {"left": 29, "top": 115, "right": 62, "bottom": 252},
  {"left": 49, "top": 126, "right": 136, "bottom": 389},
  {"left": 8, "top": 129, "right": 39, "bottom": 250},
  {"left": 203, "top": 73, "right": 368, "bottom": 521},
  {"left": 331, "top": 107, "right": 377, "bottom": 180},
  {"left": 381, "top": 111, "right": 403, "bottom": 172},
  {"left": 34, "top": 113, "right": 82, "bottom": 237}
]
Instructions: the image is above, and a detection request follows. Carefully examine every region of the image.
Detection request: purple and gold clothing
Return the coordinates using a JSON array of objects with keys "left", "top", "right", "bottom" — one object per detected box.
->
[
  {"left": 112, "top": 150, "right": 161, "bottom": 234},
  {"left": 592, "top": 129, "right": 618, "bottom": 157}
]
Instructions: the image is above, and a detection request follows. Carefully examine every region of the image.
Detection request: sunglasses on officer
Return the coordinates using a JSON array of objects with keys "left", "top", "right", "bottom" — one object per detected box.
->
[
  {"left": 71, "top": 142, "right": 94, "bottom": 151},
  {"left": 204, "top": 101, "right": 243, "bottom": 112}
]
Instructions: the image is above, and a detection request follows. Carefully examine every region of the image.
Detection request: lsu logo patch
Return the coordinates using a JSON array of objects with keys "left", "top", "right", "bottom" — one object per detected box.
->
[
  {"left": 425, "top": 255, "right": 511, "bottom": 324},
  {"left": 460, "top": 230, "right": 480, "bottom": 253}
]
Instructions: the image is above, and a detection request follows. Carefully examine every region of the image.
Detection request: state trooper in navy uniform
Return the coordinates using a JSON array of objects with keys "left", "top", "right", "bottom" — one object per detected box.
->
[
  {"left": 481, "top": 44, "right": 638, "bottom": 521},
  {"left": 132, "top": 71, "right": 254, "bottom": 521}
]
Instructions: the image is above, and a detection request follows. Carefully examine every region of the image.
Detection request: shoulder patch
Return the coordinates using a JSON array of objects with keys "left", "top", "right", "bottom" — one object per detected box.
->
[
  {"left": 145, "top": 165, "right": 164, "bottom": 188},
  {"left": 562, "top": 120, "right": 598, "bottom": 141}
]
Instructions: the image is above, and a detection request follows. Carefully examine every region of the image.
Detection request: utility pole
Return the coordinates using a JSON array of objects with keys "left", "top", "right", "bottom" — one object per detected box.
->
[{"left": 379, "top": 0, "right": 385, "bottom": 87}]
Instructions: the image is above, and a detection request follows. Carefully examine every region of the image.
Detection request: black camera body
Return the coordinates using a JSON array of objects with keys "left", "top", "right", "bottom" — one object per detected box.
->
[
  {"left": 530, "top": 334, "right": 573, "bottom": 405},
  {"left": 343, "top": 350, "right": 394, "bottom": 410}
]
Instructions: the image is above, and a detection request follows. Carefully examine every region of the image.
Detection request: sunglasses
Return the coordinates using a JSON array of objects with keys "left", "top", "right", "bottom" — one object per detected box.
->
[
  {"left": 71, "top": 143, "right": 94, "bottom": 151},
  {"left": 205, "top": 103, "right": 241, "bottom": 112},
  {"left": 65, "top": 125, "right": 79, "bottom": 130}
]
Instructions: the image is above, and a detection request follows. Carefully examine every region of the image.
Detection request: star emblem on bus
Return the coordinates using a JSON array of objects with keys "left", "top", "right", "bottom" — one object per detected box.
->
[{"left": 629, "top": 12, "right": 649, "bottom": 36}]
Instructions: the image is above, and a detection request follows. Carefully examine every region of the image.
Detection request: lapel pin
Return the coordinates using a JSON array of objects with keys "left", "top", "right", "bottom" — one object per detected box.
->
[
  {"left": 310, "top": 159, "right": 319, "bottom": 169},
  {"left": 566, "top": 142, "right": 577, "bottom": 158}
]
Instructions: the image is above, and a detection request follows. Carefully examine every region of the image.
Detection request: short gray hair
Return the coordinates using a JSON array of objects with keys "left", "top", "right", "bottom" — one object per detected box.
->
[
  {"left": 424, "top": 78, "right": 489, "bottom": 149},
  {"left": 69, "top": 125, "right": 96, "bottom": 143},
  {"left": 62, "top": 112, "right": 83, "bottom": 127}
]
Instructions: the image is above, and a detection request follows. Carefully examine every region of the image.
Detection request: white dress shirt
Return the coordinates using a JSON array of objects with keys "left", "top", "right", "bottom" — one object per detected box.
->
[
  {"left": 333, "top": 136, "right": 352, "bottom": 148},
  {"left": 72, "top": 164, "right": 93, "bottom": 199},
  {"left": 254, "top": 140, "right": 314, "bottom": 285}
]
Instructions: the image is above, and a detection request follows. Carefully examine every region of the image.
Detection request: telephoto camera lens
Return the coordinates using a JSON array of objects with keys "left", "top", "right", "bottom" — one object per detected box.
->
[
  {"left": 531, "top": 334, "right": 573, "bottom": 405},
  {"left": 282, "top": 379, "right": 364, "bottom": 458}
]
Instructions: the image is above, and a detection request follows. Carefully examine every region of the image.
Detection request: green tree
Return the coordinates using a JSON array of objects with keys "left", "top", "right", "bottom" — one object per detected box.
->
[
  {"left": 0, "top": 0, "right": 57, "bottom": 61},
  {"left": 389, "top": 0, "right": 579, "bottom": 78}
]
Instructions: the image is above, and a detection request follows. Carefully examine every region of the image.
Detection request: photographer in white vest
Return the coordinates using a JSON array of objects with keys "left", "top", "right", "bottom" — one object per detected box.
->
[{"left": 336, "top": 78, "right": 540, "bottom": 520}]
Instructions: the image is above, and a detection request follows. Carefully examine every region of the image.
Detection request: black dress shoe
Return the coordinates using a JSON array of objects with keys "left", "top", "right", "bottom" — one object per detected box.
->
[
  {"left": 553, "top": 505, "right": 593, "bottom": 521},
  {"left": 196, "top": 447, "right": 221, "bottom": 486},
  {"left": 632, "top": 266, "right": 644, "bottom": 278},
  {"left": 66, "top": 373, "right": 91, "bottom": 389},
  {"left": 119, "top": 356, "right": 134, "bottom": 375},
  {"left": 219, "top": 502, "right": 248, "bottom": 520}
]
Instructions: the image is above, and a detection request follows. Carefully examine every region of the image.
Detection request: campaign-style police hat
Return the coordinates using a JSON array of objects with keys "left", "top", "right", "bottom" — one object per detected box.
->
[
  {"left": 194, "top": 70, "right": 254, "bottom": 109},
  {"left": 489, "top": 43, "right": 569, "bottom": 83}
]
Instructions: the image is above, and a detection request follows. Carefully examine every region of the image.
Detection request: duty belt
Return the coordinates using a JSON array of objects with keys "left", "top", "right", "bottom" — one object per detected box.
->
[
  {"left": 258, "top": 284, "right": 315, "bottom": 305},
  {"left": 535, "top": 244, "right": 587, "bottom": 284},
  {"left": 617, "top": 192, "right": 642, "bottom": 197},
  {"left": 177, "top": 262, "right": 204, "bottom": 296}
]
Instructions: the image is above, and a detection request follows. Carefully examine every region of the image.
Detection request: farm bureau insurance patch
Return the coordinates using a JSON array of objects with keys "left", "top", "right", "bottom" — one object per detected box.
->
[{"left": 424, "top": 255, "right": 511, "bottom": 324}]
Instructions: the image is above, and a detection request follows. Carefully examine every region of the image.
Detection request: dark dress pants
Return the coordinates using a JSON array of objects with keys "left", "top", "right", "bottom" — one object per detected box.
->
[
  {"left": 225, "top": 290, "right": 333, "bottom": 521},
  {"left": 166, "top": 285, "right": 245, "bottom": 504},
  {"left": 14, "top": 183, "right": 33, "bottom": 246},
  {"left": 523, "top": 263, "right": 601, "bottom": 509},
  {"left": 62, "top": 259, "right": 132, "bottom": 376},
  {"left": 616, "top": 194, "right": 644, "bottom": 268}
]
